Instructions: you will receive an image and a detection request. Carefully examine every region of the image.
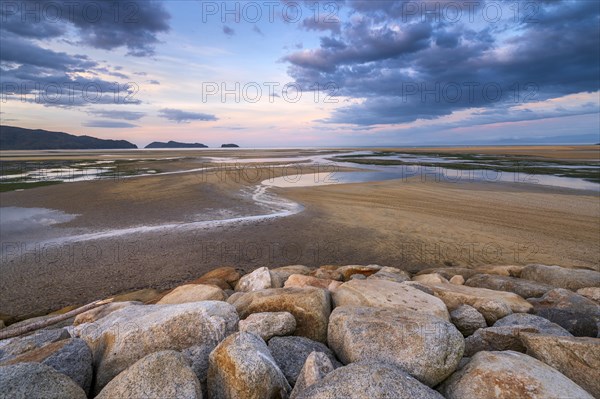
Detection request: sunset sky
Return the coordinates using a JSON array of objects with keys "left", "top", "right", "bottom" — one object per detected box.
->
[{"left": 1, "top": 0, "right": 599, "bottom": 147}]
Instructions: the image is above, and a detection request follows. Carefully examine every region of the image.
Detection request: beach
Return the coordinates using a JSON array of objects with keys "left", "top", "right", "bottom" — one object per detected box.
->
[{"left": 1, "top": 146, "right": 598, "bottom": 321}]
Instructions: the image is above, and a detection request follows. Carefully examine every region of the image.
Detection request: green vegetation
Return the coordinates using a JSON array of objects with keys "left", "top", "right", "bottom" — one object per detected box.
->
[{"left": 0, "top": 181, "right": 62, "bottom": 192}]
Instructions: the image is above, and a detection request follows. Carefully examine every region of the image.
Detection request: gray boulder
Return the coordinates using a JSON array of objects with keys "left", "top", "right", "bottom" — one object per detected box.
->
[
  {"left": 493, "top": 313, "right": 573, "bottom": 336},
  {"left": 0, "top": 362, "right": 86, "bottom": 399},
  {"left": 450, "top": 305, "right": 487, "bottom": 337},
  {"left": 75, "top": 301, "right": 238, "bottom": 394},
  {"left": 0, "top": 329, "right": 70, "bottom": 363},
  {"left": 95, "top": 350, "right": 201, "bottom": 399},
  {"left": 366, "top": 266, "right": 411, "bottom": 283},
  {"left": 465, "top": 314, "right": 574, "bottom": 356},
  {"left": 0, "top": 338, "right": 92, "bottom": 394},
  {"left": 294, "top": 361, "right": 445, "bottom": 399},
  {"left": 521, "top": 333, "right": 600, "bottom": 398},
  {"left": 208, "top": 332, "right": 290, "bottom": 399},
  {"left": 290, "top": 352, "right": 335, "bottom": 399},
  {"left": 268, "top": 336, "right": 340, "bottom": 386},
  {"left": 231, "top": 287, "right": 331, "bottom": 343},
  {"left": 328, "top": 306, "right": 464, "bottom": 386},
  {"left": 440, "top": 350, "right": 594, "bottom": 399},
  {"left": 239, "top": 311, "right": 296, "bottom": 341},
  {"left": 521, "top": 264, "right": 600, "bottom": 291},
  {"left": 466, "top": 274, "right": 554, "bottom": 298},
  {"left": 528, "top": 288, "right": 600, "bottom": 337}
]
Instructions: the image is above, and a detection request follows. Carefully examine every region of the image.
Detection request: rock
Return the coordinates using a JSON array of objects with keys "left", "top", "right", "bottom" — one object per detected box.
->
[
  {"left": 521, "top": 333, "right": 600, "bottom": 397},
  {"left": 493, "top": 313, "right": 573, "bottom": 336},
  {"left": 328, "top": 306, "right": 464, "bottom": 386},
  {"left": 96, "top": 351, "right": 201, "bottom": 399},
  {"left": 74, "top": 301, "right": 142, "bottom": 326},
  {"left": 412, "top": 273, "right": 449, "bottom": 284},
  {"left": 284, "top": 274, "right": 333, "bottom": 290},
  {"left": 235, "top": 267, "right": 272, "bottom": 292},
  {"left": 331, "top": 279, "right": 449, "bottom": 320},
  {"left": 110, "top": 288, "right": 163, "bottom": 304},
  {"left": 450, "top": 305, "right": 487, "bottom": 337},
  {"left": 226, "top": 291, "right": 244, "bottom": 304},
  {"left": 239, "top": 312, "right": 296, "bottom": 341},
  {"left": 464, "top": 326, "right": 540, "bottom": 356},
  {"left": 191, "top": 277, "right": 231, "bottom": 290},
  {"left": 366, "top": 266, "right": 411, "bottom": 283},
  {"left": 268, "top": 336, "right": 340, "bottom": 386},
  {"left": 419, "top": 281, "right": 533, "bottom": 324},
  {"left": 310, "top": 268, "right": 343, "bottom": 281},
  {"left": 195, "top": 266, "right": 241, "bottom": 287},
  {"left": 0, "top": 362, "right": 86, "bottom": 399},
  {"left": 327, "top": 281, "right": 343, "bottom": 291},
  {"left": 4, "top": 314, "right": 74, "bottom": 332},
  {"left": 289, "top": 352, "right": 334, "bottom": 399},
  {"left": 578, "top": 287, "right": 600, "bottom": 303},
  {"left": 76, "top": 301, "right": 238, "bottom": 393},
  {"left": 416, "top": 267, "right": 479, "bottom": 280},
  {"left": 404, "top": 281, "right": 435, "bottom": 295},
  {"left": 0, "top": 338, "right": 92, "bottom": 394},
  {"left": 473, "top": 265, "right": 524, "bottom": 277},
  {"left": 439, "top": 350, "right": 594, "bottom": 399},
  {"left": 528, "top": 288, "right": 600, "bottom": 337},
  {"left": 293, "top": 361, "right": 445, "bottom": 399},
  {"left": 337, "top": 265, "right": 381, "bottom": 281},
  {"left": 0, "top": 321, "right": 4, "bottom": 330},
  {"left": 0, "top": 329, "right": 70, "bottom": 363},
  {"left": 270, "top": 265, "right": 311, "bottom": 288},
  {"left": 208, "top": 332, "right": 290, "bottom": 399},
  {"left": 157, "top": 284, "right": 227, "bottom": 304},
  {"left": 521, "top": 264, "right": 600, "bottom": 291},
  {"left": 182, "top": 343, "right": 213, "bottom": 397},
  {"left": 466, "top": 274, "right": 554, "bottom": 298},
  {"left": 350, "top": 274, "right": 366, "bottom": 281},
  {"left": 231, "top": 287, "right": 331, "bottom": 343},
  {"left": 450, "top": 275, "right": 465, "bottom": 285}
]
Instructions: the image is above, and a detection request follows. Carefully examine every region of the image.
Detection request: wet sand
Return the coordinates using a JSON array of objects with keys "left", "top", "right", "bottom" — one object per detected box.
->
[{"left": 1, "top": 147, "right": 598, "bottom": 320}]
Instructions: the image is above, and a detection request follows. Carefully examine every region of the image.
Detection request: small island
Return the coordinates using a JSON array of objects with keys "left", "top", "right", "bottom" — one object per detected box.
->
[
  {"left": 221, "top": 143, "right": 239, "bottom": 148},
  {"left": 145, "top": 141, "right": 208, "bottom": 149}
]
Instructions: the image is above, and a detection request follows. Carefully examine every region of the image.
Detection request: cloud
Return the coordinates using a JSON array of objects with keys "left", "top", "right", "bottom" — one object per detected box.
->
[
  {"left": 88, "top": 110, "right": 146, "bottom": 120},
  {"left": 0, "top": 1, "right": 170, "bottom": 108},
  {"left": 158, "top": 108, "right": 218, "bottom": 123},
  {"left": 1, "top": 0, "right": 170, "bottom": 57},
  {"left": 148, "top": 80, "right": 161, "bottom": 85},
  {"left": 252, "top": 26, "right": 264, "bottom": 36},
  {"left": 223, "top": 25, "right": 235, "bottom": 36},
  {"left": 301, "top": 15, "right": 341, "bottom": 34},
  {"left": 284, "top": 0, "right": 600, "bottom": 126},
  {"left": 83, "top": 120, "right": 138, "bottom": 128}
]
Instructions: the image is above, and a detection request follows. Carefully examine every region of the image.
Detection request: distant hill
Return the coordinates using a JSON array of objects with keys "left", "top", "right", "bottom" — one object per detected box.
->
[
  {"left": 221, "top": 143, "right": 239, "bottom": 148},
  {"left": 145, "top": 141, "right": 208, "bottom": 149},
  {"left": 0, "top": 125, "right": 137, "bottom": 150}
]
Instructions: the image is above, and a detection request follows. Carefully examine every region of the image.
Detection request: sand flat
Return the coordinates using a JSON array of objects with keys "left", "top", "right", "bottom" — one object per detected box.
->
[{"left": 0, "top": 146, "right": 598, "bottom": 319}]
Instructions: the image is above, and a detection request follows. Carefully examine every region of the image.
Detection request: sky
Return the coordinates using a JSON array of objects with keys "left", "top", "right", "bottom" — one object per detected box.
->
[{"left": 0, "top": 0, "right": 599, "bottom": 148}]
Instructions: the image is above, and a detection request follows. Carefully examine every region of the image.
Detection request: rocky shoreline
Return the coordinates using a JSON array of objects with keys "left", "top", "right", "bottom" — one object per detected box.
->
[{"left": 0, "top": 263, "right": 599, "bottom": 398}]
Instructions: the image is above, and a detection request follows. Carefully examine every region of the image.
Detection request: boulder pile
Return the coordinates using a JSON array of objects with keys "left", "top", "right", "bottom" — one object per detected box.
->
[{"left": 0, "top": 263, "right": 598, "bottom": 398}]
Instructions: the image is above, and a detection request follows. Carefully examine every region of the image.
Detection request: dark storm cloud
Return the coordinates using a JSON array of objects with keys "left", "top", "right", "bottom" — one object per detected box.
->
[
  {"left": 0, "top": 1, "right": 169, "bottom": 107},
  {"left": 1, "top": 0, "right": 170, "bottom": 56},
  {"left": 88, "top": 109, "right": 146, "bottom": 120},
  {"left": 158, "top": 109, "right": 218, "bottom": 123},
  {"left": 284, "top": 0, "right": 600, "bottom": 126},
  {"left": 83, "top": 120, "right": 138, "bottom": 128}
]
